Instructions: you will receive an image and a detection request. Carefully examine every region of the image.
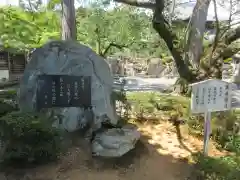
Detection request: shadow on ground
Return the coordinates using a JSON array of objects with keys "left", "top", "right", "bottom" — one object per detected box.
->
[{"left": 0, "top": 123, "right": 197, "bottom": 180}]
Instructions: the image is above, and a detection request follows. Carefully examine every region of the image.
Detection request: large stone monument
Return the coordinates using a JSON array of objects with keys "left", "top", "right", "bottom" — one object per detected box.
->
[
  {"left": 19, "top": 40, "right": 118, "bottom": 132},
  {"left": 18, "top": 41, "right": 140, "bottom": 157}
]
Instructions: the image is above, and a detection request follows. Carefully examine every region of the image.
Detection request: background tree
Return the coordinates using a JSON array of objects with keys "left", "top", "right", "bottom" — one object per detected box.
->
[
  {"left": 112, "top": 0, "right": 240, "bottom": 83},
  {"left": 1, "top": 1, "right": 165, "bottom": 58},
  {"left": 76, "top": 5, "right": 163, "bottom": 57},
  {"left": 184, "top": 0, "right": 211, "bottom": 68},
  {"left": 61, "top": 0, "right": 77, "bottom": 40},
  {"left": 0, "top": 6, "right": 60, "bottom": 50}
]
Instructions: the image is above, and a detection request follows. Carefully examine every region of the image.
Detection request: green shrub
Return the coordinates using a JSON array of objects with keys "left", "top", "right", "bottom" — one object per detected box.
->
[
  {"left": 0, "top": 111, "right": 63, "bottom": 166},
  {"left": 193, "top": 153, "right": 240, "bottom": 180},
  {"left": 187, "top": 110, "right": 240, "bottom": 154},
  {"left": 0, "top": 90, "right": 18, "bottom": 117},
  {"left": 0, "top": 100, "right": 16, "bottom": 117},
  {"left": 210, "top": 111, "right": 240, "bottom": 154},
  {"left": 224, "top": 135, "right": 240, "bottom": 153},
  {"left": 214, "top": 132, "right": 240, "bottom": 154}
]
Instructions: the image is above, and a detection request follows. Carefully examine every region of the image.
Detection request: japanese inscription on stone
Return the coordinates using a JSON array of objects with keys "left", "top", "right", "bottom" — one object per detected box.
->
[
  {"left": 36, "top": 75, "right": 91, "bottom": 110},
  {"left": 190, "top": 80, "right": 232, "bottom": 113}
]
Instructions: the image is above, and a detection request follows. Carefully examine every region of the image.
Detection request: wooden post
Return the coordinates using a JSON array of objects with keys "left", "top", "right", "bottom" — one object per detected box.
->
[{"left": 203, "top": 111, "right": 211, "bottom": 155}]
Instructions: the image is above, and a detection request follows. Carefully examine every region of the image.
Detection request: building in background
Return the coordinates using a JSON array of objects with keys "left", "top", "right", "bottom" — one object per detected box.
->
[{"left": 0, "top": 45, "right": 27, "bottom": 82}]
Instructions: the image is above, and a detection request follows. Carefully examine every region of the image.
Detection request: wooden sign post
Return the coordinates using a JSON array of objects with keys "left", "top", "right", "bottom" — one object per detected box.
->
[{"left": 190, "top": 79, "right": 232, "bottom": 155}]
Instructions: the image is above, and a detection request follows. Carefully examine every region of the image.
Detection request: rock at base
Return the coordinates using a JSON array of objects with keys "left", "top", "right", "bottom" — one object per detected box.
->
[
  {"left": 92, "top": 124, "right": 140, "bottom": 157},
  {"left": 18, "top": 40, "right": 118, "bottom": 132}
]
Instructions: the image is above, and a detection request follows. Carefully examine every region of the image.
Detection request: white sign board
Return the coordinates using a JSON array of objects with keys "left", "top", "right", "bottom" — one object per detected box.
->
[{"left": 190, "top": 79, "right": 232, "bottom": 114}]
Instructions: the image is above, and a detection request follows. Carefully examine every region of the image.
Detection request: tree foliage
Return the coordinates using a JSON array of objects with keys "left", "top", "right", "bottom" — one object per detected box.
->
[
  {"left": 76, "top": 5, "right": 166, "bottom": 57},
  {"left": 0, "top": 6, "right": 60, "bottom": 51},
  {"left": 0, "top": 3, "right": 167, "bottom": 57},
  {"left": 0, "top": 111, "right": 63, "bottom": 166}
]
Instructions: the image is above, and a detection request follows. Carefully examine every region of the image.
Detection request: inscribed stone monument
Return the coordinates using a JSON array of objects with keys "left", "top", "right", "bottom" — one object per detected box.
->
[{"left": 18, "top": 40, "right": 118, "bottom": 132}]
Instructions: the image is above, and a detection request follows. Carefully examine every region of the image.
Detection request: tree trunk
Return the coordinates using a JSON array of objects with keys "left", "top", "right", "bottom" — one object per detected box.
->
[
  {"left": 61, "top": 0, "right": 77, "bottom": 40},
  {"left": 185, "top": 0, "right": 211, "bottom": 68},
  {"left": 152, "top": 5, "right": 195, "bottom": 82},
  {"left": 152, "top": 22, "right": 194, "bottom": 82}
]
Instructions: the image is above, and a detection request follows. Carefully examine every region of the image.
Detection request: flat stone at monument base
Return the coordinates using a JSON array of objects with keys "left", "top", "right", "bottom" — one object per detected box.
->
[{"left": 92, "top": 124, "right": 140, "bottom": 157}]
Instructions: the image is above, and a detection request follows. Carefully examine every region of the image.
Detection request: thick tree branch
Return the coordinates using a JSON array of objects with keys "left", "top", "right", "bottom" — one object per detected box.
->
[
  {"left": 114, "top": 0, "right": 193, "bottom": 9},
  {"left": 221, "top": 43, "right": 240, "bottom": 60},
  {"left": 101, "top": 43, "right": 128, "bottom": 57},
  {"left": 113, "top": 0, "right": 155, "bottom": 9},
  {"left": 209, "top": 41, "right": 240, "bottom": 65},
  {"left": 208, "top": 26, "right": 240, "bottom": 49},
  {"left": 222, "top": 25, "right": 240, "bottom": 45},
  {"left": 211, "top": 26, "right": 240, "bottom": 61},
  {"left": 153, "top": 19, "right": 194, "bottom": 82}
]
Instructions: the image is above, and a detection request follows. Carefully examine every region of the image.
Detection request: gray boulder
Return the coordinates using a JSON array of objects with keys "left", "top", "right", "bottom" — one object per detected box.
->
[
  {"left": 92, "top": 124, "right": 140, "bottom": 157},
  {"left": 18, "top": 40, "right": 118, "bottom": 132},
  {"left": 147, "top": 58, "right": 165, "bottom": 76}
]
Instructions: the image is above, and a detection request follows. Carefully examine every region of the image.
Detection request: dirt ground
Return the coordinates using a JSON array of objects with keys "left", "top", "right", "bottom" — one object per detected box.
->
[{"left": 0, "top": 122, "right": 229, "bottom": 180}]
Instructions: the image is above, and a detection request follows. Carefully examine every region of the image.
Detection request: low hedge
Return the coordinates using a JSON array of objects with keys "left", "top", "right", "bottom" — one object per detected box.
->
[{"left": 0, "top": 111, "right": 64, "bottom": 167}]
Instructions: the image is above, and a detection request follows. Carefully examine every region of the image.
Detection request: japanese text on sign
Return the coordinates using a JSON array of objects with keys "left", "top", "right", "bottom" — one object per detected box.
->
[
  {"left": 36, "top": 75, "right": 91, "bottom": 110},
  {"left": 190, "top": 79, "right": 232, "bottom": 113}
]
